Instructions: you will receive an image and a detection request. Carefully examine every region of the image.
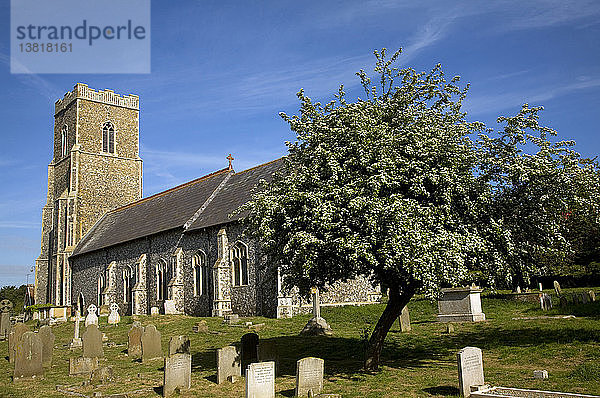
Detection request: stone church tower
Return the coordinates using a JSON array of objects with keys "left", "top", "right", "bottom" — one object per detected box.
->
[{"left": 34, "top": 84, "right": 143, "bottom": 306}]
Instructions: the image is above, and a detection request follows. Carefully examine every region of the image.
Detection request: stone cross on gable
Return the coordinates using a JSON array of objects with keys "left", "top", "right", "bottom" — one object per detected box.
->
[{"left": 227, "top": 154, "right": 234, "bottom": 170}]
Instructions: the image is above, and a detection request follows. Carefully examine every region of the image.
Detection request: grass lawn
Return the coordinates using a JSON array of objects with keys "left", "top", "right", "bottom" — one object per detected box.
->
[{"left": 1, "top": 287, "right": 599, "bottom": 398}]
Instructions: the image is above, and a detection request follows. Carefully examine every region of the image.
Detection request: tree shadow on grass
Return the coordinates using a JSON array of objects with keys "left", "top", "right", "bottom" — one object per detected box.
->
[{"left": 423, "top": 386, "right": 460, "bottom": 396}]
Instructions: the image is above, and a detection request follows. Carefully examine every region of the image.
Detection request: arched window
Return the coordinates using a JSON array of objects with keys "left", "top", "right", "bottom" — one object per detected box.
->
[
  {"left": 61, "top": 125, "right": 68, "bottom": 157},
  {"left": 193, "top": 251, "right": 208, "bottom": 296},
  {"left": 156, "top": 260, "right": 167, "bottom": 301},
  {"left": 123, "top": 265, "right": 134, "bottom": 303},
  {"left": 231, "top": 242, "right": 248, "bottom": 286},
  {"left": 102, "top": 121, "right": 115, "bottom": 154},
  {"left": 97, "top": 273, "right": 106, "bottom": 306}
]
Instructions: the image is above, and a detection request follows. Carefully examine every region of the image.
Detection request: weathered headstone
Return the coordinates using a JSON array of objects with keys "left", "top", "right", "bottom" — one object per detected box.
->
[
  {"left": 589, "top": 290, "right": 596, "bottom": 302},
  {"left": 141, "top": 324, "right": 162, "bottom": 362},
  {"left": 0, "top": 299, "right": 13, "bottom": 339},
  {"left": 437, "top": 287, "right": 485, "bottom": 322},
  {"left": 107, "top": 303, "right": 120, "bottom": 325},
  {"left": 128, "top": 323, "right": 144, "bottom": 359},
  {"left": 553, "top": 281, "right": 562, "bottom": 296},
  {"left": 533, "top": 369, "right": 548, "bottom": 379},
  {"left": 193, "top": 320, "right": 208, "bottom": 333},
  {"left": 69, "top": 357, "right": 99, "bottom": 375},
  {"left": 85, "top": 304, "right": 98, "bottom": 327},
  {"left": 217, "top": 345, "right": 241, "bottom": 384},
  {"left": 151, "top": 306, "right": 160, "bottom": 316},
  {"left": 241, "top": 332, "right": 259, "bottom": 373},
  {"left": 98, "top": 304, "right": 110, "bottom": 317},
  {"left": 538, "top": 282, "right": 543, "bottom": 292},
  {"left": 446, "top": 323, "right": 455, "bottom": 334},
  {"left": 224, "top": 313, "right": 240, "bottom": 325},
  {"left": 540, "top": 293, "right": 552, "bottom": 311},
  {"left": 163, "top": 336, "right": 191, "bottom": 397},
  {"left": 9, "top": 323, "right": 30, "bottom": 364},
  {"left": 398, "top": 306, "right": 411, "bottom": 332},
  {"left": 38, "top": 325, "right": 55, "bottom": 367},
  {"left": 13, "top": 331, "right": 43, "bottom": 382},
  {"left": 295, "top": 357, "right": 324, "bottom": 397},
  {"left": 515, "top": 286, "right": 521, "bottom": 294},
  {"left": 457, "top": 347, "right": 484, "bottom": 398},
  {"left": 258, "top": 340, "right": 279, "bottom": 374},
  {"left": 70, "top": 310, "right": 82, "bottom": 349},
  {"left": 82, "top": 324, "right": 104, "bottom": 358},
  {"left": 90, "top": 366, "right": 114, "bottom": 385},
  {"left": 164, "top": 300, "right": 179, "bottom": 315},
  {"left": 245, "top": 361, "right": 275, "bottom": 398}
]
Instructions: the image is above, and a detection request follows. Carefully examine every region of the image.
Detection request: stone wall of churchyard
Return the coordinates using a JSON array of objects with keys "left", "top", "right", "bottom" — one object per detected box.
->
[{"left": 70, "top": 222, "right": 278, "bottom": 317}]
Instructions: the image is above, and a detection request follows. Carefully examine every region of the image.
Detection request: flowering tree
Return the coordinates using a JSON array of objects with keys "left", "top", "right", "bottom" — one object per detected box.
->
[{"left": 242, "top": 49, "right": 600, "bottom": 370}]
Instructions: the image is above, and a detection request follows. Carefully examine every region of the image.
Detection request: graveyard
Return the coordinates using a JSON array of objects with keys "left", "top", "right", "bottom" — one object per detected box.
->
[{"left": 0, "top": 287, "right": 599, "bottom": 398}]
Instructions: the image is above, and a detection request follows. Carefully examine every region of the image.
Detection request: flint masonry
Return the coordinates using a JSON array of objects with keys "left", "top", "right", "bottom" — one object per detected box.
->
[{"left": 34, "top": 84, "right": 381, "bottom": 318}]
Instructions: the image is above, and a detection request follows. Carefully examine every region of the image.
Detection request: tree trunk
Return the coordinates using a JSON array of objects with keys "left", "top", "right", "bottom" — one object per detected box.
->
[{"left": 364, "top": 285, "right": 413, "bottom": 370}]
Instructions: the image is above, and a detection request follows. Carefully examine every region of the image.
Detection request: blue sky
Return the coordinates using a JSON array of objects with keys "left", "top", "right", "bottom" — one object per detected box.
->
[{"left": 0, "top": 1, "right": 599, "bottom": 287}]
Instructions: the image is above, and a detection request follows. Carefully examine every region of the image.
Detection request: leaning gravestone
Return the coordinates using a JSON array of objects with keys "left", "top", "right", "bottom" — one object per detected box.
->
[
  {"left": 107, "top": 303, "right": 120, "bottom": 325},
  {"left": 246, "top": 361, "right": 275, "bottom": 398},
  {"left": 163, "top": 336, "right": 191, "bottom": 397},
  {"left": 85, "top": 304, "right": 98, "bottom": 327},
  {"left": 295, "top": 357, "right": 324, "bottom": 397},
  {"left": 9, "top": 323, "right": 30, "bottom": 364},
  {"left": 0, "top": 299, "right": 13, "bottom": 339},
  {"left": 82, "top": 324, "right": 104, "bottom": 358},
  {"left": 13, "top": 331, "right": 43, "bottom": 382},
  {"left": 553, "top": 280, "right": 562, "bottom": 296},
  {"left": 142, "top": 324, "right": 163, "bottom": 362},
  {"left": 457, "top": 346, "right": 484, "bottom": 398},
  {"left": 589, "top": 290, "right": 596, "bottom": 302},
  {"left": 128, "top": 323, "right": 144, "bottom": 359},
  {"left": 399, "top": 306, "right": 411, "bottom": 332},
  {"left": 241, "top": 332, "right": 259, "bottom": 374},
  {"left": 217, "top": 345, "right": 241, "bottom": 384},
  {"left": 38, "top": 325, "right": 55, "bottom": 367}
]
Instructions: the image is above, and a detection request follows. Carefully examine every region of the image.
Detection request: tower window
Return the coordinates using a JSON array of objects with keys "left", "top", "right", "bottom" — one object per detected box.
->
[
  {"left": 156, "top": 260, "right": 167, "bottom": 301},
  {"left": 231, "top": 242, "right": 249, "bottom": 286},
  {"left": 102, "top": 122, "right": 115, "bottom": 154},
  {"left": 61, "top": 125, "right": 68, "bottom": 157}
]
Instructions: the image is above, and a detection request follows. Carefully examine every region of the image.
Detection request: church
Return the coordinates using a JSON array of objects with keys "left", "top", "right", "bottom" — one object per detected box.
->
[{"left": 34, "top": 84, "right": 381, "bottom": 318}]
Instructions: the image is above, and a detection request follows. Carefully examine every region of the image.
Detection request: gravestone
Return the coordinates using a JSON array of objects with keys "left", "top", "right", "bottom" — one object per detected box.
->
[
  {"left": 107, "top": 303, "right": 120, "bottom": 325},
  {"left": 437, "top": 287, "right": 485, "bottom": 322},
  {"left": 163, "top": 336, "right": 191, "bottom": 397},
  {"left": 398, "top": 306, "right": 411, "bottom": 332},
  {"left": 533, "top": 369, "right": 548, "bottom": 379},
  {"left": 258, "top": 341, "right": 279, "bottom": 374},
  {"left": 539, "top": 293, "right": 552, "bottom": 311},
  {"left": 128, "top": 323, "right": 144, "bottom": 359},
  {"left": 193, "top": 320, "right": 208, "bottom": 333},
  {"left": 13, "top": 331, "right": 44, "bottom": 382},
  {"left": 224, "top": 313, "right": 240, "bottom": 325},
  {"left": 241, "top": 332, "right": 259, "bottom": 373},
  {"left": 98, "top": 304, "right": 110, "bottom": 317},
  {"left": 82, "top": 324, "right": 104, "bottom": 358},
  {"left": 151, "top": 306, "right": 160, "bottom": 316},
  {"left": 70, "top": 310, "right": 82, "bottom": 349},
  {"left": 0, "top": 299, "right": 13, "bottom": 339},
  {"left": 553, "top": 281, "right": 562, "bottom": 296},
  {"left": 245, "top": 361, "right": 275, "bottom": 398},
  {"left": 515, "top": 286, "right": 521, "bottom": 294},
  {"left": 589, "top": 290, "right": 596, "bottom": 302},
  {"left": 582, "top": 292, "right": 589, "bottom": 304},
  {"left": 85, "top": 304, "right": 98, "bottom": 327},
  {"left": 164, "top": 300, "right": 178, "bottom": 315},
  {"left": 457, "top": 346, "right": 484, "bottom": 398},
  {"left": 90, "top": 366, "right": 114, "bottom": 385},
  {"left": 69, "top": 357, "right": 99, "bottom": 375},
  {"left": 538, "top": 282, "right": 543, "bottom": 291},
  {"left": 141, "top": 324, "right": 162, "bottom": 362},
  {"left": 38, "top": 325, "right": 55, "bottom": 367},
  {"left": 217, "top": 345, "right": 241, "bottom": 384},
  {"left": 295, "top": 357, "right": 324, "bottom": 397},
  {"left": 9, "top": 323, "right": 30, "bottom": 364},
  {"left": 559, "top": 296, "right": 568, "bottom": 308},
  {"left": 300, "top": 288, "right": 333, "bottom": 336},
  {"left": 446, "top": 323, "right": 455, "bottom": 334}
]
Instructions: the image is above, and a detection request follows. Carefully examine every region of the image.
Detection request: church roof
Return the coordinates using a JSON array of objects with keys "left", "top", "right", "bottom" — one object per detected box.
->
[{"left": 71, "top": 157, "right": 286, "bottom": 257}]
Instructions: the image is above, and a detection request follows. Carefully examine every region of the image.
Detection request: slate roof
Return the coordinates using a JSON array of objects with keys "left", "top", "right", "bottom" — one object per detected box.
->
[{"left": 71, "top": 157, "right": 286, "bottom": 257}]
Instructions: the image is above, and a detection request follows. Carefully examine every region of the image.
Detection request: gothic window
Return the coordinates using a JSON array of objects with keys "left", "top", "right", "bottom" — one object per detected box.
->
[
  {"left": 67, "top": 219, "right": 74, "bottom": 247},
  {"left": 97, "top": 273, "right": 106, "bottom": 306},
  {"left": 123, "top": 265, "right": 134, "bottom": 303},
  {"left": 231, "top": 242, "right": 249, "bottom": 286},
  {"left": 156, "top": 260, "right": 167, "bottom": 301},
  {"left": 193, "top": 251, "right": 208, "bottom": 296},
  {"left": 102, "top": 121, "right": 115, "bottom": 154},
  {"left": 61, "top": 125, "right": 68, "bottom": 157}
]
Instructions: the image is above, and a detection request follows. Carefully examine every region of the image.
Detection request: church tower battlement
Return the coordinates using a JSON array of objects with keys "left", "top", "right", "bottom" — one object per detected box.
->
[{"left": 35, "top": 83, "right": 143, "bottom": 306}]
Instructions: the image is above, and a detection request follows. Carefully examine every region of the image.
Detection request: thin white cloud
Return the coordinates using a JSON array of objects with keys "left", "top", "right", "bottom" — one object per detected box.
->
[{"left": 0, "top": 221, "right": 39, "bottom": 229}]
